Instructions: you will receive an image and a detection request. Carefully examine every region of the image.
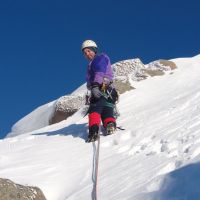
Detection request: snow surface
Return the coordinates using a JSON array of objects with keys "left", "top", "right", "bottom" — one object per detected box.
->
[{"left": 1, "top": 54, "right": 200, "bottom": 200}]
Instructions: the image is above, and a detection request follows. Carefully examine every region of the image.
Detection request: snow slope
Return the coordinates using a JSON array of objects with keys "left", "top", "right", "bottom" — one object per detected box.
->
[{"left": 1, "top": 54, "right": 200, "bottom": 200}]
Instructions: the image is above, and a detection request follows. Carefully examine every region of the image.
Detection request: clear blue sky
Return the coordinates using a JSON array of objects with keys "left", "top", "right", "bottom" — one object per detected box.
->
[{"left": 0, "top": 0, "right": 200, "bottom": 138}]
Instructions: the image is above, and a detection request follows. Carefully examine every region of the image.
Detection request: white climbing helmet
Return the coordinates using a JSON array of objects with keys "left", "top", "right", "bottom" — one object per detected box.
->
[{"left": 81, "top": 40, "right": 97, "bottom": 51}]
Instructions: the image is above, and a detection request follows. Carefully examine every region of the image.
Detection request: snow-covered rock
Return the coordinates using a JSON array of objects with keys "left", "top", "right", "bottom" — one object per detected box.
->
[
  {"left": 7, "top": 101, "right": 56, "bottom": 137},
  {"left": 112, "top": 58, "right": 147, "bottom": 83},
  {"left": 112, "top": 58, "right": 177, "bottom": 93}
]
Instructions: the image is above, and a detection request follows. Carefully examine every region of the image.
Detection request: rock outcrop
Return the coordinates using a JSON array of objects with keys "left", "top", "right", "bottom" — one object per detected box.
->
[
  {"left": 145, "top": 59, "right": 177, "bottom": 76},
  {"left": 0, "top": 178, "right": 46, "bottom": 200},
  {"left": 49, "top": 95, "right": 85, "bottom": 124},
  {"left": 112, "top": 58, "right": 146, "bottom": 93}
]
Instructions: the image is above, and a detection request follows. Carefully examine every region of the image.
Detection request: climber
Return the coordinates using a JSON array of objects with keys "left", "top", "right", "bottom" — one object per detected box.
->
[{"left": 81, "top": 40, "right": 118, "bottom": 142}]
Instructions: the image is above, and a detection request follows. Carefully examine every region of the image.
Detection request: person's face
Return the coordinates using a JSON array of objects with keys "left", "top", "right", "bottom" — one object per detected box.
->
[{"left": 83, "top": 48, "right": 96, "bottom": 61}]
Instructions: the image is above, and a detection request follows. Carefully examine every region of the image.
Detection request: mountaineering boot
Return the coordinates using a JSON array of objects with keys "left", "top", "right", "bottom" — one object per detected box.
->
[
  {"left": 106, "top": 122, "right": 116, "bottom": 135},
  {"left": 86, "top": 124, "right": 99, "bottom": 143}
]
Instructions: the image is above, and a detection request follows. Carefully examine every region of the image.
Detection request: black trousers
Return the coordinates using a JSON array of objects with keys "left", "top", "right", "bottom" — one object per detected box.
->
[{"left": 88, "top": 97, "right": 116, "bottom": 128}]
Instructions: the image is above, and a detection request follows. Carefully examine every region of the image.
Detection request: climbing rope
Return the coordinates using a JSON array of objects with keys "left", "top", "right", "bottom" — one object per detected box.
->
[
  {"left": 95, "top": 136, "right": 100, "bottom": 200},
  {"left": 92, "top": 135, "right": 100, "bottom": 200}
]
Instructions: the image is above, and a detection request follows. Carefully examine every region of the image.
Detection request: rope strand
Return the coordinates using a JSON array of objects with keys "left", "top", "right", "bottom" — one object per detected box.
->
[
  {"left": 92, "top": 134, "right": 100, "bottom": 200},
  {"left": 95, "top": 136, "right": 100, "bottom": 200}
]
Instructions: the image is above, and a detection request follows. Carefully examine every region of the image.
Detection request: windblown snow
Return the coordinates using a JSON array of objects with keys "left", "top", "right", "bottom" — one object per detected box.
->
[{"left": 1, "top": 54, "right": 200, "bottom": 200}]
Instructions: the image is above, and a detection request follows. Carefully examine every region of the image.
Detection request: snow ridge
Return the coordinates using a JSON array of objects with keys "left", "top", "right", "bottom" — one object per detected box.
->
[{"left": 1, "top": 54, "right": 200, "bottom": 200}]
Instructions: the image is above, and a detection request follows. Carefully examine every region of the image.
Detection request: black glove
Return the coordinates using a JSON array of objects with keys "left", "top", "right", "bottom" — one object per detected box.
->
[{"left": 91, "top": 85, "right": 102, "bottom": 99}]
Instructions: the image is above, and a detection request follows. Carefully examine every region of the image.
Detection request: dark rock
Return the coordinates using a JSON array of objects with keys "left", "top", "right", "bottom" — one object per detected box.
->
[
  {"left": 144, "top": 69, "right": 165, "bottom": 77},
  {"left": 50, "top": 109, "right": 77, "bottom": 124},
  {"left": 159, "top": 59, "right": 177, "bottom": 70},
  {"left": 114, "top": 79, "right": 135, "bottom": 94},
  {"left": 0, "top": 178, "right": 46, "bottom": 200},
  {"left": 49, "top": 95, "right": 85, "bottom": 125},
  {"left": 145, "top": 59, "right": 177, "bottom": 77}
]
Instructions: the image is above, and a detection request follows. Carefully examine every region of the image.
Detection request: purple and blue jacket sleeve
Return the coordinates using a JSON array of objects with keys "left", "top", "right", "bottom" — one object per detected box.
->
[{"left": 86, "top": 53, "right": 113, "bottom": 88}]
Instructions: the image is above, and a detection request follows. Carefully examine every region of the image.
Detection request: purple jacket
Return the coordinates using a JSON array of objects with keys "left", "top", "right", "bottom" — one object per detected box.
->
[{"left": 86, "top": 53, "right": 113, "bottom": 88}]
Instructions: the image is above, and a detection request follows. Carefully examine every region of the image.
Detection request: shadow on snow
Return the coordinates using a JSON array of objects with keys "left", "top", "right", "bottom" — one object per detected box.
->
[
  {"left": 152, "top": 162, "right": 200, "bottom": 200},
  {"left": 32, "top": 123, "right": 88, "bottom": 140}
]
